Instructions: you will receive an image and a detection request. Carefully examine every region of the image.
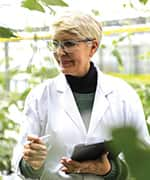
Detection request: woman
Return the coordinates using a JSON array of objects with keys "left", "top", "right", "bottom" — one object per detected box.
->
[{"left": 12, "top": 11, "right": 150, "bottom": 180}]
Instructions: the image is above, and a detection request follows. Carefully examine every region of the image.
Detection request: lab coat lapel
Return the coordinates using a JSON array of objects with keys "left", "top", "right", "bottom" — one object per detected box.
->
[
  {"left": 89, "top": 88, "right": 109, "bottom": 134},
  {"left": 55, "top": 74, "right": 86, "bottom": 135},
  {"left": 88, "top": 70, "right": 113, "bottom": 134}
]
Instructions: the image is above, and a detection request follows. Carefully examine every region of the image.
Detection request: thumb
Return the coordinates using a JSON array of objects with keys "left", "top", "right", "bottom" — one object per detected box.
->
[
  {"left": 100, "top": 152, "right": 109, "bottom": 162},
  {"left": 27, "top": 134, "right": 39, "bottom": 142}
]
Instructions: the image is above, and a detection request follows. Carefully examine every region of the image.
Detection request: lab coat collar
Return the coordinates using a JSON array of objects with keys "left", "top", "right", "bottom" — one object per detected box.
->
[
  {"left": 88, "top": 68, "right": 113, "bottom": 134},
  {"left": 55, "top": 73, "right": 87, "bottom": 135},
  {"left": 55, "top": 69, "right": 113, "bottom": 96},
  {"left": 54, "top": 68, "right": 114, "bottom": 135}
]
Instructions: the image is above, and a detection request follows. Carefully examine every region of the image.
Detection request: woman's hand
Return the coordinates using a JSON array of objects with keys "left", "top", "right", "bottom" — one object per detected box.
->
[
  {"left": 60, "top": 153, "right": 111, "bottom": 175},
  {"left": 23, "top": 135, "right": 48, "bottom": 170}
]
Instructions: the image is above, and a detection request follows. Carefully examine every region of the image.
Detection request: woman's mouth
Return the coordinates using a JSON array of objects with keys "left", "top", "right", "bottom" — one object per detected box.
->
[{"left": 60, "top": 60, "right": 74, "bottom": 68}]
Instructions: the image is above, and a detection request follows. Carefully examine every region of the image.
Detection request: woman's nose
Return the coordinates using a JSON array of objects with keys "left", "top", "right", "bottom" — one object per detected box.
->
[{"left": 55, "top": 46, "right": 66, "bottom": 55}]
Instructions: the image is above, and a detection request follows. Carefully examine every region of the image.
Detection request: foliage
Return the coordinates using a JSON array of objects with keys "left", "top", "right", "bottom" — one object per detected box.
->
[
  {"left": 110, "top": 73, "right": 150, "bottom": 120},
  {"left": 0, "top": 0, "right": 68, "bottom": 39},
  {"left": 137, "top": 0, "right": 148, "bottom": 5},
  {"left": 0, "top": 0, "right": 149, "bottom": 177},
  {"left": 131, "top": 83, "right": 150, "bottom": 121},
  {"left": 21, "top": 0, "right": 68, "bottom": 13},
  {"left": 138, "top": 51, "right": 150, "bottom": 61},
  {"left": 0, "top": 91, "right": 19, "bottom": 174},
  {"left": 101, "top": 33, "right": 135, "bottom": 71},
  {"left": 0, "top": 27, "right": 17, "bottom": 38},
  {"left": 22, "top": 0, "right": 45, "bottom": 12},
  {"left": 111, "top": 126, "right": 150, "bottom": 179},
  {"left": 123, "top": 0, "right": 149, "bottom": 8}
]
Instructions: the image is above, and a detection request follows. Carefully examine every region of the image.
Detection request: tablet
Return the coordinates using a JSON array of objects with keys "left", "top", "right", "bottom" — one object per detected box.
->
[{"left": 71, "top": 140, "right": 118, "bottom": 162}]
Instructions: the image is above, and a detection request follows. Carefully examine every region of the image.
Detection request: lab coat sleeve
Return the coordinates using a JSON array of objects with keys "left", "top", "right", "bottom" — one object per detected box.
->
[{"left": 12, "top": 85, "right": 45, "bottom": 179}]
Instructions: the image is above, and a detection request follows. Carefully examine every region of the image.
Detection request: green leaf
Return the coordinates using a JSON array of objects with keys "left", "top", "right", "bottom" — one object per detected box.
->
[
  {"left": 20, "top": 88, "right": 31, "bottom": 101},
  {"left": 112, "top": 49, "right": 123, "bottom": 67},
  {"left": 100, "top": 44, "right": 106, "bottom": 49},
  {"left": 112, "top": 40, "right": 118, "bottom": 46},
  {"left": 0, "top": 27, "right": 16, "bottom": 38},
  {"left": 118, "top": 35, "right": 127, "bottom": 42},
  {"left": 139, "top": 0, "right": 148, "bottom": 4},
  {"left": 91, "top": 9, "right": 101, "bottom": 16},
  {"left": 22, "top": 0, "right": 45, "bottom": 12},
  {"left": 41, "top": 0, "right": 68, "bottom": 6},
  {"left": 129, "top": 2, "right": 134, "bottom": 8},
  {"left": 111, "top": 126, "right": 150, "bottom": 180}
]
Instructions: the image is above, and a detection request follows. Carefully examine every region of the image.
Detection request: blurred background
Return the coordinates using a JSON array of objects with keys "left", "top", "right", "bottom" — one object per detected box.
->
[{"left": 0, "top": 0, "right": 150, "bottom": 179}]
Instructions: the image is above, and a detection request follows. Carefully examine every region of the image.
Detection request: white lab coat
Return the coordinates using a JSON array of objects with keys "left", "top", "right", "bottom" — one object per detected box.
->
[{"left": 12, "top": 67, "right": 150, "bottom": 180}]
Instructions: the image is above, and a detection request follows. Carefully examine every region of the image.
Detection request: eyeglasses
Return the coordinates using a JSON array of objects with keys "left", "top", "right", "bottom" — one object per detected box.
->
[{"left": 48, "top": 38, "right": 94, "bottom": 53}]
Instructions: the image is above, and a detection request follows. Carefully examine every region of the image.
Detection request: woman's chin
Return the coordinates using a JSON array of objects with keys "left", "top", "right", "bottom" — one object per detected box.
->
[{"left": 60, "top": 66, "right": 72, "bottom": 75}]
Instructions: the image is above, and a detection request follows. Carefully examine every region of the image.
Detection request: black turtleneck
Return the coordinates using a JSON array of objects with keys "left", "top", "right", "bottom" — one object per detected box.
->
[{"left": 65, "top": 62, "right": 97, "bottom": 93}]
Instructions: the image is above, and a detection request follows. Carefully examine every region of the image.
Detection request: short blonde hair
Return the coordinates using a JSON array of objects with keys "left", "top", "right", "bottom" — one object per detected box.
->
[{"left": 52, "top": 11, "right": 103, "bottom": 45}]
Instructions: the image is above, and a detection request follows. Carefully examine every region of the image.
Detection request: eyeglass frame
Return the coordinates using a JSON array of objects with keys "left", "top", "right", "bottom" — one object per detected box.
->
[{"left": 48, "top": 38, "right": 95, "bottom": 53}]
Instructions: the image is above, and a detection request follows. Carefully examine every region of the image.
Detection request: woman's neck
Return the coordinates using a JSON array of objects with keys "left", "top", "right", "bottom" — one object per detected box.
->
[{"left": 66, "top": 62, "right": 97, "bottom": 93}]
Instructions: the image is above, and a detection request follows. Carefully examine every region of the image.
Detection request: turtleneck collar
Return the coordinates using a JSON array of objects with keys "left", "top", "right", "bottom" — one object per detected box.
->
[{"left": 65, "top": 62, "right": 97, "bottom": 93}]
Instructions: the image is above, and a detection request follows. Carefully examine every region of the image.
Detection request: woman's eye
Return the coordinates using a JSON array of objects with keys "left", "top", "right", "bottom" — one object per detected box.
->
[
  {"left": 64, "top": 41, "right": 76, "bottom": 47},
  {"left": 53, "top": 41, "right": 59, "bottom": 47}
]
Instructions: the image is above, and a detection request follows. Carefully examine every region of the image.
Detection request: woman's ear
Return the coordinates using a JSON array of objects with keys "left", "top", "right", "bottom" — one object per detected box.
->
[{"left": 89, "top": 40, "right": 99, "bottom": 57}]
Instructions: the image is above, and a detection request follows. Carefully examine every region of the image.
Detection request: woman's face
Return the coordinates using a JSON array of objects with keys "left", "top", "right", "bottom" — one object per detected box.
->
[{"left": 52, "top": 32, "right": 98, "bottom": 77}]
